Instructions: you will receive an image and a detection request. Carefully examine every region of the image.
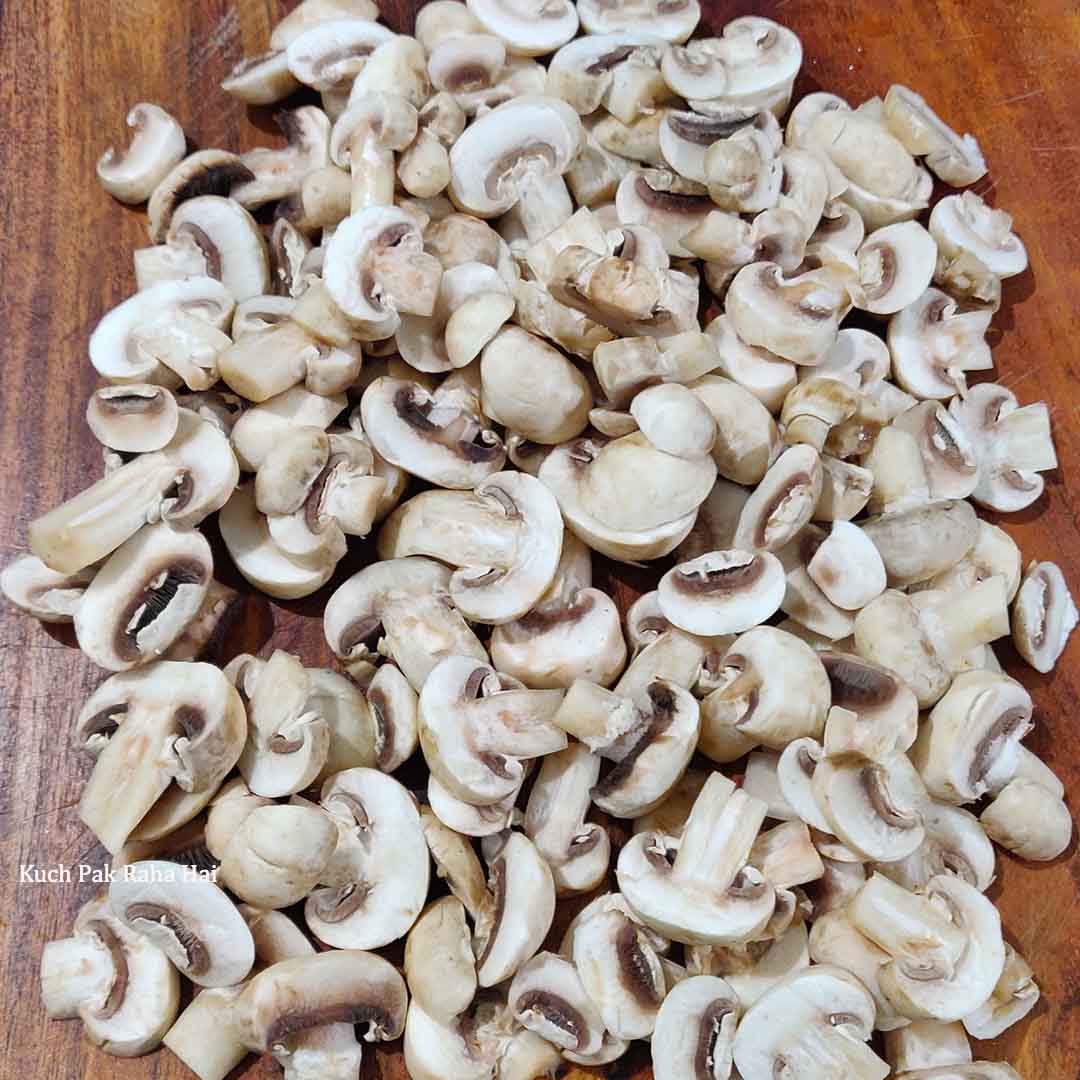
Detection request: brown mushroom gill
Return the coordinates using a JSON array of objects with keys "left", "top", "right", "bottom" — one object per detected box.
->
[
  {"left": 927, "top": 411, "right": 972, "bottom": 472},
  {"left": 615, "top": 919, "right": 664, "bottom": 1008},
  {"left": 118, "top": 560, "right": 209, "bottom": 661},
  {"left": 311, "top": 45, "right": 376, "bottom": 86},
  {"left": 173, "top": 161, "right": 255, "bottom": 209},
  {"left": 822, "top": 655, "right": 896, "bottom": 710},
  {"left": 367, "top": 686, "right": 396, "bottom": 770},
  {"left": 393, "top": 387, "right": 503, "bottom": 463},
  {"left": 592, "top": 681, "right": 676, "bottom": 798},
  {"left": 475, "top": 855, "right": 507, "bottom": 970},
  {"left": 695, "top": 999, "right": 736, "bottom": 1080},
  {"left": 675, "top": 556, "right": 765, "bottom": 595},
  {"left": 668, "top": 112, "right": 757, "bottom": 145},
  {"left": 634, "top": 176, "right": 713, "bottom": 214},
  {"left": 515, "top": 991, "right": 587, "bottom": 1049},
  {"left": 861, "top": 764, "right": 919, "bottom": 829},
  {"left": 124, "top": 903, "right": 210, "bottom": 976},
  {"left": 266, "top": 1002, "right": 395, "bottom": 1046},
  {"left": 969, "top": 707, "right": 1028, "bottom": 790},
  {"left": 446, "top": 64, "right": 494, "bottom": 94},
  {"left": 312, "top": 881, "right": 374, "bottom": 922},
  {"left": 86, "top": 920, "right": 130, "bottom": 1020},
  {"left": 755, "top": 474, "right": 814, "bottom": 548},
  {"left": 98, "top": 390, "right": 170, "bottom": 417},
  {"left": 517, "top": 592, "right": 596, "bottom": 632},
  {"left": 78, "top": 704, "right": 128, "bottom": 749},
  {"left": 172, "top": 222, "right": 222, "bottom": 280},
  {"left": 585, "top": 45, "right": 637, "bottom": 76}
]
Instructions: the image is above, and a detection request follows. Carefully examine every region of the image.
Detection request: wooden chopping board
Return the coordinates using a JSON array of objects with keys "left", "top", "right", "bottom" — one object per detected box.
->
[{"left": 1, "top": 1, "right": 1079, "bottom": 1077}]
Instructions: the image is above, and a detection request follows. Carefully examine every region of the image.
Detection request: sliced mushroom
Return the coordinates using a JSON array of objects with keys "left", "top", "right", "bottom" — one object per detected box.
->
[
  {"left": 98, "top": 103, "right": 187, "bottom": 205},
  {"left": 508, "top": 952, "right": 604, "bottom": 1056},
  {"left": 592, "top": 332, "right": 721, "bottom": 410},
  {"left": 547, "top": 33, "right": 666, "bottom": 116},
  {"left": 41, "top": 895, "right": 180, "bottom": 1056},
  {"left": 284, "top": 17, "right": 395, "bottom": 92},
  {"left": 854, "top": 221, "right": 938, "bottom": 315},
  {"left": 704, "top": 313, "right": 797, "bottom": 414},
  {"left": 980, "top": 777, "right": 1072, "bottom": 862},
  {"left": 882, "top": 85, "right": 987, "bottom": 186},
  {"left": 222, "top": 49, "right": 300, "bottom": 105},
  {"left": 1, "top": 554, "right": 94, "bottom": 623},
  {"left": 87, "top": 385, "right": 180, "bottom": 454},
  {"left": 467, "top": 0, "right": 579, "bottom": 56},
  {"left": 1012, "top": 560, "right": 1077, "bottom": 673},
  {"left": 694, "top": 921, "right": 810, "bottom": 1012},
  {"left": 405, "top": 897, "right": 478, "bottom": 1025},
  {"left": 578, "top": 0, "right": 699, "bottom": 43},
  {"left": 429, "top": 769, "right": 521, "bottom": 839},
  {"left": 732, "top": 444, "right": 823, "bottom": 553},
  {"left": 232, "top": 106, "right": 332, "bottom": 210},
  {"left": 805, "top": 521, "right": 887, "bottom": 611},
  {"left": 146, "top": 150, "right": 256, "bottom": 244},
  {"left": 963, "top": 944, "right": 1040, "bottom": 1039},
  {"left": 820, "top": 651, "right": 918, "bottom": 757},
  {"left": 885, "top": 1018, "right": 973, "bottom": 1074}
]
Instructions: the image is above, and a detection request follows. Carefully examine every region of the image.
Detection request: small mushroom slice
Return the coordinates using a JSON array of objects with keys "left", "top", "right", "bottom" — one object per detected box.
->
[
  {"left": 885, "top": 1019, "right": 973, "bottom": 1074},
  {"left": 888, "top": 287, "right": 993, "bottom": 399},
  {"left": 592, "top": 333, "right": 721, "bottom": 410},
  {"left": 963, "top": 944, "right": 1039, "bottom": 1039},
  {"left": 474, "top": 831, "right": 557, "bottom": 987},
  {"left": 109, "top": 859, "right": 255, "bottom": 987},
  {"left": 405, "top": 897, "right": 477, "bottom": 1025},
  {"left": 218, "top": 804, "right": 338, "bottom": 909},
  {"left": 41, "top": 895, "right": 180, "bottom": 1057},
  {"left": 821, "top": 651, "right": 919, "bottom": 757},
  {"left": 732, "top": 965, "right": 887, "bottom": 1080},
  {"left": 467, "top": 0, "right": 579, "bottom": 56},
  {"left": 577, "top": 0, "right": 699, "bottom": 43},
  {"left": 98, "top": 103, "right": 187, "bottom": 205},
  {"left": 882, "top": 85, "right": 987, "bottom": 186},
  {"left": 703, "top": 313, "right": 797, "bottom": 418},
  {"left": 78, "top": 662, "right": 246, "bottom": 854},
  {"left": 271, "top": 0, "right": 380, "bottom": 48},
  {"left": 284, "top": 17, "right": 395, "bottom": 92},
  {"left": 658, "top": 549, "right": 786, "bottom": 636},
  {"left": 508, "top": 952, "right": 604, "bottom": 1056},
  {"left": 652, "top": 973, "right": 740, "bottom": 1080},
  {"left": 851, "top": 872, "right": 1005, "bottom": 1024},
  {"left": 419, "top": 656, "right": 566, "bottom": 806},
  {"left": 854, "top": 221, "right": 938, "bottom": 315},
  {"left": 930, "top": 192, "right": 1027, "bottom": 280},
  {"left": 402, "top": 998, "right": 493, "bottom": 1080},
  {"left": 695, "top": 922, "right": 810, "bottom": 1012},
  {"left": 205, "top": 775, "right": 273, "bottom": 860},
  {"left": 705, "top": 126, "right": 783, "bottom": 215},
  {"left": 949, "top": 381, "right": 1057, "bottom": 512},
  {"left": 233, "top": 106, "right": 332, "bottom": 210},
  {"left": 1012, "top": 560, "right": 1077, "bottom": 673},
  {"left": 612, "top": 169, "right": 712, "bottom": 259},
  {"left": 733, "top": 444, "right": 823, "bottom": 553},
  {"left": 222, "top": 49, "right": 300, "bottom": 104},
  {"left": 547, "top": 33, "right": 665, "bottom": 116},
  {"left": 1, "top": 554, "right": 93, "bottom": 623},
  {"left": 87, "top": 385, "right": 180, "bottom": 453},
  {"left": 525, "top": 743, "right": 609, "bottom": 894},
  {"left": 229, "top": 385, "right": 342, "bottom": 470},
  {"left": 306, "top": 767, "right": 430, "bottom": 948},
  {"left": 378, "top": 471, "right": 563, "bottom": 624},
  {"left": 146, "top": 150, "right": 255, "bottom": 244},
  {"left": 890, "top": 400, "right": 979, "bottom": 502},
  {"left": 980, "top": 777, "right": 1072, "bottom": 862},
  {"left": 806, "top": 521, "right": 887, "bottom": 611},
  {"left": 235, "top": 949, "right": 406, "bottom": 1052},
  {"left": 618, "top": 774, "right": 775, "bottom": 946},
  {"left": 910, "top": 668, "right": 1032, "bottom": 805}
]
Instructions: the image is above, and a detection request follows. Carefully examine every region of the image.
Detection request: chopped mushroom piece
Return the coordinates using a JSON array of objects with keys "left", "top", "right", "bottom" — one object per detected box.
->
[
  {"left": 1, "top": 554, "right": 94, "bottom": 623},
  {"left": 963, "top": 943, "right": 1040, "bottom": 1039},
  {"left": 980, "top": 777, "right": 1072, "bottom": 862},
  {"left": 467, "top": 0, "right": 579, "bottom": 56},
  {"left": 930, "top": 192, "right": 1028, "bottom": 280},
  {"left": 98, "top": 103, "right": 187, "bottom": 205},
  {"left": 882, "top": 85, "right": 988, "bottom": 186},
  {"left": 885, "top": 1019, "right": 974, "bottom": 1074},
  {"left": 508, "top": 951, "right": 604, "bottom": 1056},
  {"left": 652, "top": 974, "right": 740, "bottom": 1080},
  {"left": 1012, "top": 560, "right": 1078, "bottom": 672}
]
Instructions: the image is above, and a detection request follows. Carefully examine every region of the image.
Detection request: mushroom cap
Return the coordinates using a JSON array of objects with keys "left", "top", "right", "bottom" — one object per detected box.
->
[
  {"left": 980, "top": 777, "right": 1072, "bottom": 862},
  {"left": 806, "top": 521, "right": 888, "bottom": 611},
  {"left": 630, "top": 382, "right": 717, "bottom": 459},
  {"left": 860, "top": 499, "right": 979, "bottom": 588},
  {"left": 449, "top": 97, "right": 583, "bottom": 217},
  {"left": 467, "top": 0, "right": 579, "bottom": 56},
  {"left": 109, "top": 859, "right": 255, "bottom": 987},
  {"left": 98, "top": 102, "right": 187, "bottom": 205},
  {"left": 659, "top": 549, "right": 786, "bottom": 636},
  {"left": 285, "top": 17, "right": 396, "bottom": 91},
  {"left": 306, "top": 767, "right": 430, "bottom": 948},
  {"left": 428, "top": 772, "right": 521, "bottom": 837},
  {"left": 235, "top": 949, "right": 407, "bottom": 1050},
  {"left": 615, "top": 169, "right": 713, "bottom": 258},
  {"left": 652, "top": 974, "right": 740, "bottom": 1080},
  {"left": 891, "top": 400, "right": 979, "bottom": 503},
  {"left": 733, "top": 444, "right": 823, "bottom": 553},
  {"left": 578, "top": 0, "right": 699, "bottom": 42},
  {"left": 87, "top": 385, "right": 180, "bottom": 454},
  {"left": 404, "top": 897, "right": 477, "bottom": 1024},
  {"left": 855, "top": 221, "right": 938, "bottom": 315},
  {"left": 221, "top": 48, "right": 301, "bottom": 105},
  {"left": 73, "top": 522, "right": 213, "bottom": 671},
  {"left": 147, "top": 150, "right": 256, "bottom": 244},
  {"left": 547, "top": 33, "right": 665, "bottom": 116},
  {"left": 0, "top": 554, "right": 94, "bottom": 623},
  {"left": 508, "top": 951, "right": 605, "bottom": 1055}
]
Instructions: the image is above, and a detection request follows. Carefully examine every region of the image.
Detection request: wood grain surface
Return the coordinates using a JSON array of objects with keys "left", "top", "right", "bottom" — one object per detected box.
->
[{"left": 1, "top": 1, "right": 1079, "bottom": 1077}]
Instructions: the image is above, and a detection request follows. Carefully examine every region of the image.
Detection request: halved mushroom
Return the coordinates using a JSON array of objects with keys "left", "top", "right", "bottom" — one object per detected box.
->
[
  {"left": 110, "top": 859, "right": 255, "bottom": 987},
  {"left": 911, "top": 669, "right": 1032, "bottom": 804},
  {"left": 508, "top": 952, "right": 604, "bottom": 1056},
  {"left": 1, "top": 554, "right": 94, "bottom": 623},
  {"left": 98, "top": 103, "right": 187, "bottom": 205},
  {"left": 78, "top": 662, "right": 245, "bottom": 854},
  {"left": 948, "top": 382, "right": 1057, "bottom": 512},
  {"left": 73, "top": 522, "right": 212, "bottom": 671},
  {"left": 87, "top": 385, "right": 179, "bottom": 454},
  {"left": 204, "top": 775, "right": 273, "bottom": 861},
  {"left": 419, "top": 655, "right": 565, "bottom": 805},
  {"left": 732, "top": 444, "right": 823, "bottom": 553},
  {"left": 980, "top": 777, "right": 1072, "bottom": 862},
  {"left": 704, "top": 313, "right": 797, "bottom": 414},
  {"left": 218, "top": 803, "right": 338, "bottom": 909},
  {"left": 618, "top": 774, "right": 776, "bottom": 945},
  {"left": 888, "top": 287, "right": 993, "bottom": 399},
  {"left": 449, "top": 97, "right": 582, "bottom": 242},
  {"left": 891, "top": 400, "right": 980, "bottom": 502},
  {"left": 854, "top": 221, "right": 938, "bottom": 315},
  {"left": 324, "top": 557, "right": 487, "bottom": 690},
  {"left": 405, "top": 897, "right": 477, "bottom": 1024},
  {"left": 1012, "top": 560, "right": 1077, "bottom": 673},
  {"left": 306, "top": 767, "right": 430, "bottom": 948},
  {"left": 578, "top": 0, "right": 699, "bottom": 43},
  {"left": 232, "top": 106, "right": 332, "bottom": 210},
  {"left": 41, "top": 894, "right": 180, "bottom": 1056},
  {"left": 882, "top": 85, "right": 987, "bottom": 186},
  {"left": 467, "top": 0, "right": 579, "bottom": 56},
  {"left": 361, "top": 374, "right": 505, "bottom": 488},
  {"left": 732, "top": 964, "right": 887, "bottom": 1080},
  {"left": 963, "top": 944, "right": 1040, "bottom": 1039},
  {"left": 146, "top": 150, "right": 256, "bottom": 244},
  {"left": 234, "top": 949, "right": 406, "bottom": 1051}
]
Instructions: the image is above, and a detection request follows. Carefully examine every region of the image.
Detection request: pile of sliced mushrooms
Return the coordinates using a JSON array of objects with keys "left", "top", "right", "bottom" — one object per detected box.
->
[{"left": 6, "top": 0, "right": 1078, "bottom": 1077}]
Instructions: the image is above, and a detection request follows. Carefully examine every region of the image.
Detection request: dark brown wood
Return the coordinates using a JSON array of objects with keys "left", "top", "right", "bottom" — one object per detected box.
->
[{"left": 2, "top": 2, "right": 1079, "bottom": 1077}]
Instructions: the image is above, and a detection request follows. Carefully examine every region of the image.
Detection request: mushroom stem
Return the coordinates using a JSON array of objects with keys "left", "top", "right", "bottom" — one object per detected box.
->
[
  {"left": 674, "top": 774, "right": 767, "bottom": 890},
  {"left": 348, "top": 128, "right": 395, "bottom": 212},
  {"left": 515, "top": 169, "right": 574, "bottom": 243},
  {"left": 162, "top": 986, "right": 248, "bottom": 1080},
  {"left": 552, "top": 680, "right": 639, "bottom": 751},
  {"left": 928, "top": 574, "right": 1010, "bottom": 659},
  {"left": 995, "top": 403, "right": 1057, "bottom": 473},
  {"left": 40, "top": 936, "right": 114, "bottom": 1019}
]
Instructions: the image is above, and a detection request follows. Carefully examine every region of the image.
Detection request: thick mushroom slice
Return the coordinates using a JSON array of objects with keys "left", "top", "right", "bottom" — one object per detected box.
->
[
  {"left": 854, "top": 221, "right": 938, "bottom": 315},
  {"left": 323, "top": 557, "right": 487, "bottom": 691},
  {"left": 87, "top": 385, "right": 180, "bottom": 453},
  {"left": 109, "top": 859, "right": 255, "bottom": 987},
  {"left": 963, "top": 944, "right": 1040, "bottom": 1039},
  {"left": 98, "top": 103, "right": 187, "bottom": 205},
  {"left": 1012, "top": 560, "right": 1077, "bottom": 673},
  {"left": 78, "top": 662, "right": 245, "bottom": 854},
  {"left": 696, "top": 920, "right": 811, "bottom": 1011},
  {"left": 508, "top": 952, "right": 604, "bottom": 1056},
  {"left": 882, "top": 85, "right": 987, "bottom": 186},
  {"left": 821, "top": 651, "right": 919, "bottom": 757},
  {"left": 733, "top": 444, "right": 823, "bottom": 553},
  {"left": 233, "top": 106, "right": 331, "bottom": 210},
  {"left": 405, "top": 896, "right": 477, "bottom": 1025},
  {"left": 890, "top": 400, "right": 979, "bottom": 502},
  {"left": 428, "top": 773, "right": 521, "bottom": 838},
  {"left": 235, "top": 950, "right": 406, "bottom": 1051},
  {"left": 652, "top": 974, "right": 740, "bottom": 1080},
  {"left": 525, "top": 742, "right": 609, "bottom": 894},
  {"left": 1, "top": 554, "right": 94, "bottom": 623},
  {"left": 930, "top": 192, "right": 1027, "bottom": 280},
  {"left": 467, "top": 0, "right": 579, "bottom": 56},
  {"left": 377, "top": 471, "right": 564, "bottom": 624},
  {"left": 658, "top": 549, "right": 786, "bottom": 636},
  {"left": 884, "top": 1018, "right": 974, "bottom": 1074},
  {"left": 41, "top": 895, "right": 180, "bottom": 1057},
  {"left": 548, "top": 33, "right": 666, "bottom": 117},
  {"left": 419, "top": 655, "right": 566, "bottom": 806},
  {"left": 617, "top": 774, "right": 776, "bottom": 945},
  {"left": 221, "top": 49, "right": 300, "bottom": 105},
  {"left": 284, "top": 17, "right": 395, "bottom": 92},
  {"left": 73, "top": 523, "right": 212, "bottom": 671},
  {"left": 860, "top": 499, "right": 979, "bottom": 588},
  {"left": 577, "top": 0, "right": 698, "bottom": 42},
  {"left": 732, "top": 965, "right": 887, "bottom": 1080},
  {"left": 146, "top": 150, "right": 256, "bottom": 243},
  {"left": 306, "top": 767, "right": 429, "bottom": 948}
]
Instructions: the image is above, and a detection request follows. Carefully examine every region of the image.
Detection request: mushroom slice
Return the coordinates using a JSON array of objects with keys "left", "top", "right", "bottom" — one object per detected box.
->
[
  {"left": 704, "top": 313, "right": 797, "bottom": 415},
  {"left": 307, "top": 767, "right": 429, "bottom": 948},
  {"left": 1012, "top": 560, "right": 1077, "bottom": 673},
  {"left": 617, "top": 170, "right": 714, "bottom": 258},
  {"left": 882, "top": 85, "right": 987, "bottom": 186},
  {"left": 525, "top": 743, "right": 609, "bottom": 894},
  {"left": 41, "top": 895, "right": 180, "bottom": 1056},
  {"left": 467, "top": 0, "right": 579, "bottom": 56},
  {"left": 888, "top": 287, "right": 993, "bottom": 399},
  {"left": 508, "top": 952, "right": 603, "bottom": 1056},
  {"left": 109, "top": 859, "right": 254, "bottom": 987},
  {"left": 284, "top": 17, "right": 395, "bottom": 92},
  {"left": 98, "top": 102, "right": 187, "bottom": 205},
  {"left": 449, "top": 97, "right": 582, "bottom": 242},
  {"left": 591, "top": 334, "right": 720, "bottom": 411},
  {"left": 980, "top": 777, "right": 1072, "bottom": 862},
  {"left": 775, "top": 738, "right": 832, "bottom": 833},
  {"left": 218, "top": 804, "right": 338, "bottom": 909},
  {"left": 233, "top": 106, "right": 332, "bottom": 210},
  {"left": 577, "top": 0, "right": 699, "bottom": 43},
  {"left": 323, "top": 557, "right": 487, "bottom": 691},
  {"left": 146, "top": 150, "right": 255, "bottom": 243},
  {"left": 205, "top": 775, "right": 274, "bottom": 860},
  {"left": 963, "top": 944, "right": 1039, "bottom": 1039},
  {"left": 726, "top": 262, "right": 847, "bottom": 365},
  {"left": 949, "top": 382, "right": 1057, "bottom": 512},
  {"left": 860, "top": 499, "right": 978, "bottom": 588},
  {"left": 696, "top": 922, "right": 810, "bottom": 1011},
  {"left": 235, "top": 950, "right": 406, "bottom": 1051},
  {"left": 885, "top": 1019, "right": 973, "bottom": 1074},
  {"left": 821, "top": 651, "right": 918, "bottom": 757},
  {"left": 402, "top": 999, "right": 493, "bottom": 1080},
  {"left": 617, "top": 774, "right": 776, "bottom": 946},
  {"left": 854, "top": 221, "right": 938, "bottom": 315},
  {"left": 378, "top": 471, "right": 563, "bottom": 623},
  {"left": 929, "top": 192, "right": 1027, "bottom": 279},
  {"left": 419, "top": 655, "right": 566, "bottom": 806},
  {"left": 891, "top": 400, "right": 979, "bottom": 502},
  {"left": 78, "top": 662, "right": 245, "bottom": 854},
  {"left": 733, "top": 444, "right": 823, "bottom": 553},
  {"left": 74, "top": 522, "right": 212, "bottom": 671},
  {"left": 420, "top": 805, "right": 492, "bottom": 925},
  {"left": 361, "top": 375, "right": 505, "bottom": 488},
  {"left": 651, "top": 974, "right": 739, "bottom": 1080},
  {"left": 474, "top": 832, "right": 557, "bottom": 987},
  {"left": 405, "top": 897, "right": 477, "bottom": 1025},
  {"left": 547, "top": 33, "right": 665, "bottom": 117},
  {"left": 1, "top": 554, "right": 93, "bottom": 622},
  {"left": 733, "top": 965, "right": 887, "bottom": 1080},
  {"left": 911, "top": 670, "right": 1032, "bottom": 804},
  {"left": 87, "top": 385, "right": 179, "bottom": 454},
  {"left": 222, "top": 49, "right": 300, "bottom": 104},
  {"left": 805, "top": 521, "right": 887, "bottom": 611}
]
